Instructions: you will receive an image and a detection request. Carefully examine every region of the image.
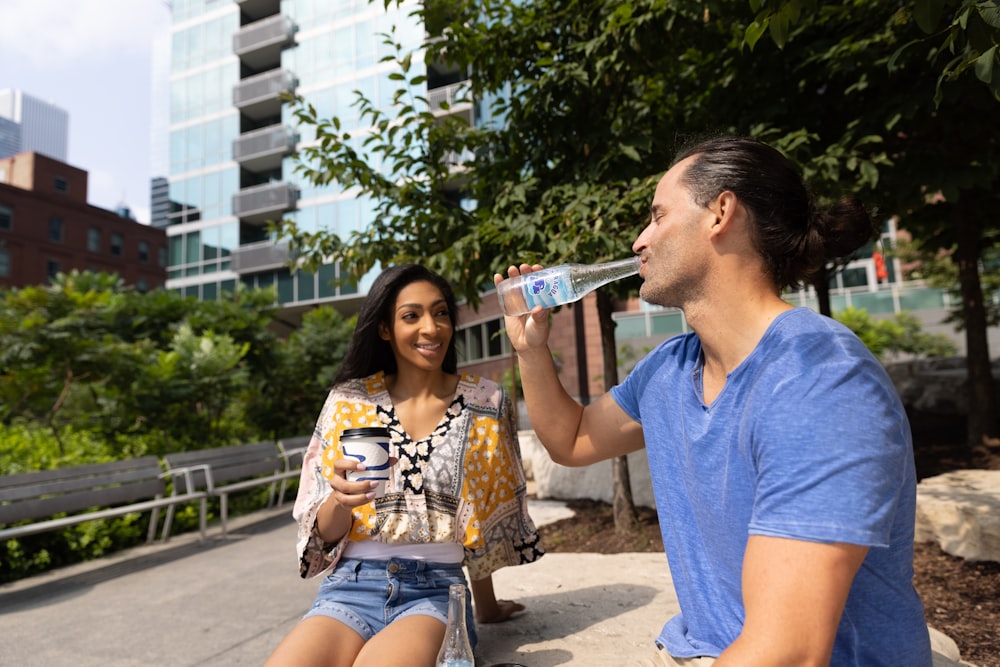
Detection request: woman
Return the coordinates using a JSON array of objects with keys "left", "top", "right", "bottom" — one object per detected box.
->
[{"left": 265, "top": 264, "right": 543, "bottom": 667}]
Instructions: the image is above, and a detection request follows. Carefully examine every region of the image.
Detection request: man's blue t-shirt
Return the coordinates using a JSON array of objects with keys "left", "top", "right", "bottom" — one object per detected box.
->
[{"left": 611, "top": 307, "right": 931, "bottom": 666}]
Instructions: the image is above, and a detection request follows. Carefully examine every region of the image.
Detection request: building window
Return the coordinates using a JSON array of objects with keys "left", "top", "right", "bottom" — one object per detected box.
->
[
  {"left": 138, "top": 240, "right": 150, "bottom": 263},
  {"left": 54, "top": 177, "right": 68, "bottom": 193},
  {"left": 158, "top": 245, "right": 167, "bottom": 267},
  {"left": 111, "top": 232, "right": 123, "bottom": 256},
  {"left": 87, "top": 227, "right": 101, "bottom": 252},
  {"left": 1, "top": 204, "right": 12, "bottom": 230},
  {"left": 0, "top": 246, "right": 10, "bottom": 277},
  {"left": 136, "top": 278, "right": 149, "bottom": 293},
  {"left": 46, "top": 259, "right": 61, "bottom": 279},
  {"left": 456, "top": 318, "right": 509, "bottom": 364},
  {"left": 49, "top": 216, "right": 64, "bottom": 242}
]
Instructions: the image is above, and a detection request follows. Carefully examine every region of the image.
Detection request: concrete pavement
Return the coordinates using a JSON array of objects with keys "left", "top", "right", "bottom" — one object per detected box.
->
[
  {"left": 0, "top": 499, "right": 971, "bottom": 666},
  {"left": 0, "top": 500, "right": 678, "bottom": 667}
]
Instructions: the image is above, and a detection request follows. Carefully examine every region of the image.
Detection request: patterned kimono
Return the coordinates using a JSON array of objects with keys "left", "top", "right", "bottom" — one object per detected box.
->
[{"left": 294, "top": 371, "right": 543, "bottom": 580}]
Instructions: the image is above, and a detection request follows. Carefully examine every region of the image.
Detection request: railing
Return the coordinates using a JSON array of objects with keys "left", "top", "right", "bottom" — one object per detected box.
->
[
  {"left": 612, "top": 282, "right": 955, "bottom": 341},
  {"left": 232, "top": 124, "right": 296, "bottom": 163},
  {"left": 233, "top": 14, "right": 294, "bottom": 56},
  {"left": 232, "top": 181, "right": 298, "bottom": 220},
  {"left": 428, "top": 82, "right": 470, "bottom": 112},
  {"left": 233, "top": 68, "right": 295, "bottom": 108},
  {"left": 230, "top": 240, "right": 292, "bottom": 274}
]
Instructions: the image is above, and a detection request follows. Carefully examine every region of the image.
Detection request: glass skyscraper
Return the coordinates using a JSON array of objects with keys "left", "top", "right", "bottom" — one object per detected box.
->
[
  {"left": 164, "top": 0, "right": 427, "bottom": 317},
  {"left": 0, "top": 89, "right": 69, "bottom": 162}
]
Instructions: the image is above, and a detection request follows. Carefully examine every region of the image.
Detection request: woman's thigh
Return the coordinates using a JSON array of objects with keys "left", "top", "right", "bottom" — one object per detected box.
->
[
  {"left": 354, "top": 613, "right": 446, "bottom": 667},
  {"left": 263, "top": 615, "right": 365, "bottom": 667}
]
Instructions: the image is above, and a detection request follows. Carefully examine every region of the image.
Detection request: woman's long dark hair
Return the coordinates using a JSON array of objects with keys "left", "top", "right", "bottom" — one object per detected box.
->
[{"left": 333, "top": 264, "right": 459, "bottom": 385}]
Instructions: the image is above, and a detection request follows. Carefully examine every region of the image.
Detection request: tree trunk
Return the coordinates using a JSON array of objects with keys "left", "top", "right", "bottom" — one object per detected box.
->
[
  {"left": 596, "top": 289, "right": 639, "bottom": 533},
  {"left": 952, "top": 193, "right": 997, "bottom": 450}
]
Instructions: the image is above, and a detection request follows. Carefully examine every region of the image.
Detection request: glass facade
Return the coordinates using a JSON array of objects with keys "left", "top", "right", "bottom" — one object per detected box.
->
[{"left": 165, "top": 0, "right": 423, "bottom": 306}]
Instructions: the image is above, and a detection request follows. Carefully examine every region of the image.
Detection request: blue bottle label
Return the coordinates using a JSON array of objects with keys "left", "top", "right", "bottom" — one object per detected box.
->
[{"left": 522, "top": 267, "right": 573, "bottom": 310}]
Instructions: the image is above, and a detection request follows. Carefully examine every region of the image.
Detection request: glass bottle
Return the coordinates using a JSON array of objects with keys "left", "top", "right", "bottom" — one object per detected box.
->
[
  {"left": 496, "top": 256, "right": 641, "bottom": 316},
  {"left": 436, "top": 583, "right": 475, "bottom": 667}
]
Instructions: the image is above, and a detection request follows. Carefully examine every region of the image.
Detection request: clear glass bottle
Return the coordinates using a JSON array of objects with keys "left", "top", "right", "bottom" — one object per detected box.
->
[
  {"left": 436, "top": 583, "right": 475, "bottom": 667},
  {"left": 496, "top": 256, "right": 641, "bottom": 316}
]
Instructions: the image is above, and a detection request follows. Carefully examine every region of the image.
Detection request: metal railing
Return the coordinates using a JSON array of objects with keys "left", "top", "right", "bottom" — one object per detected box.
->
[
  {"left": 232, "top": 124, "right": 296, "bottom": 163},
  {"left": 233, "top": 14, "right": 294, "bottom": 56}
]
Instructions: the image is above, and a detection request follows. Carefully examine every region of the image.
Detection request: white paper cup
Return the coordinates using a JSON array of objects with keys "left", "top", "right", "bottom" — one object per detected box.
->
[{"left": 340, "top": 427, "right": 392, "bottom": 496}]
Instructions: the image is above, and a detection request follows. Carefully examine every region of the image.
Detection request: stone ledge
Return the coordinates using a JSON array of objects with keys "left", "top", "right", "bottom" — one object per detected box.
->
[{"left": 916, "top": 469, "right": 1000, "bottom": 563}]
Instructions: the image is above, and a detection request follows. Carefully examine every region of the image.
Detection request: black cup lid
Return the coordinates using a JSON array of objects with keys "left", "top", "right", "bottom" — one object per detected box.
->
[{"left": 341, "top": 427, "right": 390, "bottom": 438}]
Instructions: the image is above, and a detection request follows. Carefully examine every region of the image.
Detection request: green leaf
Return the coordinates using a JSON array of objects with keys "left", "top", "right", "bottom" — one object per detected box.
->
[
  {"left": 768, "top": 12, "right": 789, "bottom": 48},
  {"left": 974, "top": 45, "right": 997, "bottom": 83},
  {"left": 979, "top": 2, "right": 1000, "bottom": 28},
  {"left": 745, "top": 20, "right": 769, "bottom": 50},
  {"left": 619, "top": 144, "right": 641, "bottom": 162}
]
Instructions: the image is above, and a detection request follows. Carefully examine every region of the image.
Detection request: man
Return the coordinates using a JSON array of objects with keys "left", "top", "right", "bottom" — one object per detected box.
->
[{"left": 497, "top": 136, "right": 934, "bottom": 666}]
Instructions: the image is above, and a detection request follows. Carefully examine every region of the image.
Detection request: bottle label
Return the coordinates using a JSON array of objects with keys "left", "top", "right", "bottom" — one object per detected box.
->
[{"left": 522, "top": 267, "right": 573, "bottom": 310}]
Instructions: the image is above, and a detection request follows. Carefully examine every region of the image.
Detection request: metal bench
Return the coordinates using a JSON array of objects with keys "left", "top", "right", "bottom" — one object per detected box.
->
[
  {"left": 0, "top": 456, "right": 208, "bottom": 544},
  {"left": 276, "top": 434, "right": 311, "bottom": 505},
  {"left": 161, "top": 441, "right": 303, "bottom": 537}
]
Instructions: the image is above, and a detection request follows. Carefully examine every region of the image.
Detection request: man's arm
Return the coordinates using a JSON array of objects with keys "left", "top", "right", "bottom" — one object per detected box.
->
[
  {"left": 715, "top": 535, "right": 868, "bottom": 666},
  {"left": 497, "top": 265, "right": 644, "bottom": 466}
]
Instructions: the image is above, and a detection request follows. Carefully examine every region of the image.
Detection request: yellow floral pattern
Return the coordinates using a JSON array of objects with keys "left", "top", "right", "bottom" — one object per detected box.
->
[{"left": 294, "top": 372, "right": 543, "bottom": 580}]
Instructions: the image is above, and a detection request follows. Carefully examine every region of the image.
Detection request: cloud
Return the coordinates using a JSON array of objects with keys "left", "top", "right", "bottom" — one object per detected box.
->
[{"left": 0, "top": 0, "right": 167, "bottom": 69}]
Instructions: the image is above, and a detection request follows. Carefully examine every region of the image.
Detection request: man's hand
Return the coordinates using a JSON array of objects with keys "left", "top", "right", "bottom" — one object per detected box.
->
[{"left": 494, "top": 263, "right": 552, "bottom": 353}]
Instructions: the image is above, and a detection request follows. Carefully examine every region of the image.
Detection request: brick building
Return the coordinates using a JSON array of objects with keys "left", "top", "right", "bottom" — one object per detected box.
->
[
  {"left": 0, "top": 152, "right": 167, "bottom": 291},
  {"left": 457, "top": 287, "right": 622, "bottom": 409}
]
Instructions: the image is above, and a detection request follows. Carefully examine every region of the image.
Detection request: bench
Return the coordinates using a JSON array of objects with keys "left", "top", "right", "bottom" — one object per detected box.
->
[
  {"left": 276, "top": 435, "right": 311, "bottom": 504},
  {"left": 0, "top": 456, "right": 208, "bottom": 544},
  {"left": 161, "top": 440, "right": 303, "bottom": 537}
]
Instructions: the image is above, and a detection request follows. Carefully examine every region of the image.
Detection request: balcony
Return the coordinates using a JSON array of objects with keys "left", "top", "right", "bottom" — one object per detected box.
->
[
  {"left": 428, "top": 82, "right": 472, "bottom": 113},
  {"left": 233, "top": 124, "right": 296, "bottom": 172},
  {"left": 232, "top": 181, "right": 298, "bottom": 224},
  {"left": 234, "top": 14, "right": 295, "bottom": 71},
  {"left": 233, "top": 68, "right": 295, "bottom": 121},
  {"left": 230, "top": 240, "right": 292, "bottom": 275},
  {"left": 235, "top": 0, "right": 279, "bottom": 21}
]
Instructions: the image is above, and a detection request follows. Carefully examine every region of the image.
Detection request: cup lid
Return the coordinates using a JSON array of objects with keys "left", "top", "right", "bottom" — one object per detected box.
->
[{"left": 341, "top": 426, "right": 390, "bottom": 438}]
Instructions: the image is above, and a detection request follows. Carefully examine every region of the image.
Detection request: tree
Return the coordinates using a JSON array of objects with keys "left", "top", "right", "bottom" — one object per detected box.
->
[
  {"left": 244, "top": 306, "right": 356, "bottom": 439},
  {"left": 0, "top": 272, "right": 344, "bottom": 455},
  {"left": 276, "top": 0, "right": 998, "bottom": 527},
  {"left": 277, "top": 0, "right": 724, "bottom": 532},
  {"left": 745, "top": 0, "right": 1000, "bottom": 103},
  {"left": 741, "top": 0, "right": 1000, "bottom": 449}
]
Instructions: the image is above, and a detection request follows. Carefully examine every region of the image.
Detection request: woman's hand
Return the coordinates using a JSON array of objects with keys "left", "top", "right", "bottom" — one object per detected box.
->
[
  {"left": 328, "top": 457, "right": 385, "bottom": 507},
  {"left": 475, "top": 598, "right": 525, "bottom": 624},
  {"left": 315, "top": 456, "right": 396, "bottom": 544},
  {"left": 469, "top": 575, "right": 525, "bottom": 624}
]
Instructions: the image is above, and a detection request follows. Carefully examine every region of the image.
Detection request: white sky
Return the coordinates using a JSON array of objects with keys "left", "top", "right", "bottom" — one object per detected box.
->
[{"left": 0, "top": 0, "right": 172, "bottom": 224}]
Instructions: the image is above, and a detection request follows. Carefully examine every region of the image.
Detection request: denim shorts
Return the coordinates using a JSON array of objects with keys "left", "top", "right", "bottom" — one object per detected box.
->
[{"left": 303, "top": 557, "right": 477, "bottom": 647}]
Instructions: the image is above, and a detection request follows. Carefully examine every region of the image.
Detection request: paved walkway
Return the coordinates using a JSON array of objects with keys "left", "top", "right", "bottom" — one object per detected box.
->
[
  {"left": 0, "top": 500, "right": 972, "bottom": 666},
  {"left": 0, "top": 500, "right": 677, "bottom": 667}
]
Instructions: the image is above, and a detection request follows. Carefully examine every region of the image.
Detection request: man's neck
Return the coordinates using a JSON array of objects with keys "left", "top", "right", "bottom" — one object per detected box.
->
[{"left": 687, "top": 290, "right": 793, "bottom": 378}]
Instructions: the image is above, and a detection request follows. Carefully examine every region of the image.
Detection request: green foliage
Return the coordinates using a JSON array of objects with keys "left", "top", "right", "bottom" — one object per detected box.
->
[
  {"left": 0, "top": 421, "right": 115, "bottom": 475},
  {"left": 747, "top": 0, "right": 1000, "bottom": 103},
  {"left": 894, "top": 239, "right": 1000, "bottom": 329},
  {"left": 243, "top": 305, "right": 356, "bottom": 438},
  {"left": 0, "top": 271, "right": 355, "bottom": 581},
  {"left": 834, "top": 306, "right": 958, "bottom": 361}
]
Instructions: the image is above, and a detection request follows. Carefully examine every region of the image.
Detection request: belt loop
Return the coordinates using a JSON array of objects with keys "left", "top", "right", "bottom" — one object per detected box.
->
[{"left": 334, "top": 558, "right": 362, "bottom": 582}]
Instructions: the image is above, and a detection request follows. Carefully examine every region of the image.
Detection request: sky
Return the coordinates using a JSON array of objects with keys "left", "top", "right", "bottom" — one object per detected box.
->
[{"left": 0, "top": 0, "right": 172, "bottom": 224}]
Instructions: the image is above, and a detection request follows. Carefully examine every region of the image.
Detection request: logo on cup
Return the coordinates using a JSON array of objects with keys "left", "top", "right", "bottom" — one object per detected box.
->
[{"left": 342, "top": 440, "right": 391, "bottom": 480}]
